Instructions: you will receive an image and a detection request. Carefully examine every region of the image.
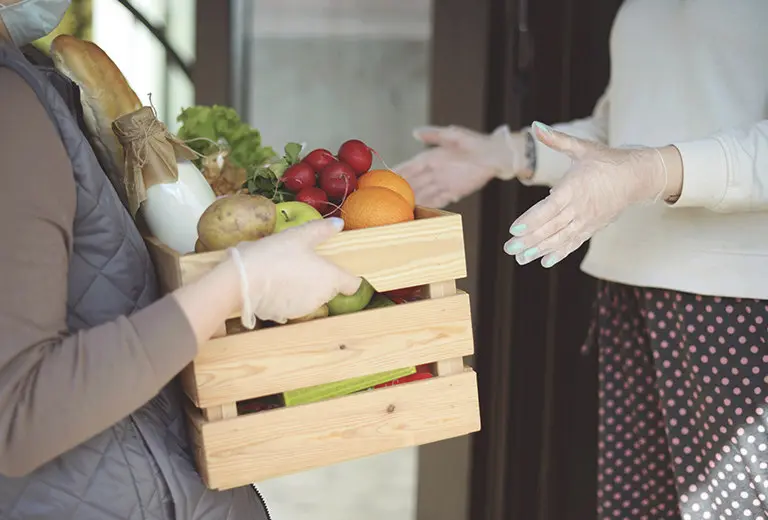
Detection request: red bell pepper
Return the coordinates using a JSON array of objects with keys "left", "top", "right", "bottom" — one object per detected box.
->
[
  {"left": 383, "top": 286, "right": 423, "bottom": 303},
  {"left": 374, "top": 371, "right": 434, "bottom": 388}
]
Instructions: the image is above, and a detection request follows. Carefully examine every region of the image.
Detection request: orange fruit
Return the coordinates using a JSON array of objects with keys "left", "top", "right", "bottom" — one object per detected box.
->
[
  {"left": 341, "top": 187, "right": 415, "bottom": 230},
  {"left": 357, "top": 169, "right": 416, "bottom": 209}
]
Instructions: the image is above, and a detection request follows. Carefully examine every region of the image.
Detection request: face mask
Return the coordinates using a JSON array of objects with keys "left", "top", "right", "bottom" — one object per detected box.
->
[{"left": 0, "top": 0, "right": 71, "bottom": 46}]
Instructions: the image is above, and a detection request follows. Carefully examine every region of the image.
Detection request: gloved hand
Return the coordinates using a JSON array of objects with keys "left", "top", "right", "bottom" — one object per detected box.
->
[
  {"left": 503, "top": 122, "right": 681, "bottom": 268},
  {"left": 393, "top": 125, "right": 529, "bottom": 208},
  {"left": 237, "top": 217, "right": 362, "bottom": 324}
]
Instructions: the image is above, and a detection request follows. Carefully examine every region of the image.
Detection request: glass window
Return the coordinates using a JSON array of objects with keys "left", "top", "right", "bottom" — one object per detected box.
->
[
  {"left": 35, "top": 0, "right": 196, "bottom": 132},
  {"left": 92, "top": 0, "right": 195, "bottom": 131}
]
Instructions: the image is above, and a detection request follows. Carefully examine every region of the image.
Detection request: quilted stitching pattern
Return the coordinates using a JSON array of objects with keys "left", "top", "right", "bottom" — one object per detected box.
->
[{"left": 0, "top": 47, "right": 267, "bottom": 520}]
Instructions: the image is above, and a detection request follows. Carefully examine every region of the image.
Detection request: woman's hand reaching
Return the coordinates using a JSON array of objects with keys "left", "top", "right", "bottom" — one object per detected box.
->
[
  {"left": 394, "top": 125, "right": 530, "bottom": 208},
  {"left": 504, "top": 122, "right": 683, "bottom": 268}
]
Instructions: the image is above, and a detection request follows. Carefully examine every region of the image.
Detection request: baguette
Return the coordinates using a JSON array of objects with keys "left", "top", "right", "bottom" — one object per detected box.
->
[{"left": 50, "top": 35, "right": 142, "bottom": 195}]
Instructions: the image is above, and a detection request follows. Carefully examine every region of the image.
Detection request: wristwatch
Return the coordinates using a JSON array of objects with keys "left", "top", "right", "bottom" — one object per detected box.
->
[{"left": 524, "top": 129, "right": 537, "bottom": 175}]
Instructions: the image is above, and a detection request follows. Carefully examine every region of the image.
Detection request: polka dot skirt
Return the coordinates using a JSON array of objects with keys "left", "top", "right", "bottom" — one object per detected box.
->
[{"left": 586, "top": 281, "right": 768, "bottom": 520}]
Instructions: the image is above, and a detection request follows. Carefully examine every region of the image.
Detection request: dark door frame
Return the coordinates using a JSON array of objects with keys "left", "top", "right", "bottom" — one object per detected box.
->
[
  {"left": 194, "top": 0, "right": 232, "bottom": 106},
  {"left": 465, "top": 1, "right": 622, "bottom": 519}
]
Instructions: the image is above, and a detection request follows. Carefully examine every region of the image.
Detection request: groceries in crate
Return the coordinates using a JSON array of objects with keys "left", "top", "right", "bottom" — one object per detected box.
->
[
  {"left": 177, "top": 135, "right": 418, "bottom": 254},
  {"left": 145, "top": 201, "right": 474, "bottom": 488},
  {"left": 236, "top": 363, "right": 436, "bottom": 415},
  {"left": 164, "top": 119, "right": 428, "bottom": 406},
  {"left": 233, "top": 133, "right": 415, "bottom": 224}
]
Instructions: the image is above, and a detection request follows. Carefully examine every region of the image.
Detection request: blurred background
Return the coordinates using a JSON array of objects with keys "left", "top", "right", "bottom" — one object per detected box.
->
[{"left": 31, "top": 0, "right": 625, "bottom": 519}]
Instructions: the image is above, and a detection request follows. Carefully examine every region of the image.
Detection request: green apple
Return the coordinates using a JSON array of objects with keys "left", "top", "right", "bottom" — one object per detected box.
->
[
  {"left": 366, "top": 293, "right": 396, "bottom": 310},
  {"left": 328, "top": 278, "right": 375, "bottom": 316},
  {"left": 287, "top": 304, "right": 329, "bottom": 324},
  {"left": 274, "top": 201, "right": 323, "bottom": 233}
]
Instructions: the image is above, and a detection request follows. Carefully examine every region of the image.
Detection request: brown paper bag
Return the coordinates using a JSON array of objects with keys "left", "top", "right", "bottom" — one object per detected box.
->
[{"left": 112, "top": 106, "right": 198, "bottom": 216}]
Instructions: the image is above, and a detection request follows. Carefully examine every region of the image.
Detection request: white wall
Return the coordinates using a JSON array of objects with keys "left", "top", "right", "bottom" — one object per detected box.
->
[{"left": 240, "top": 0, "right": 432, "bottom": 165}]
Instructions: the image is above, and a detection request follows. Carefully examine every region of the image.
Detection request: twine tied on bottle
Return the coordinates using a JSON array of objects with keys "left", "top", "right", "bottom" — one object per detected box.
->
[{"left": 112, "top": 105, "right": 199, "bottom": 216}]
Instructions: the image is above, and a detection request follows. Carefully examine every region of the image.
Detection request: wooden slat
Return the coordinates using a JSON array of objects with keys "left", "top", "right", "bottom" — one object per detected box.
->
[
  {"left": 426, "top": 280, "right": 467, "bottom": 376},
  {"left": 199, "top": 305, "right": 238, "bottom": 420},
  {"left": 145, "top": 236, "right": 183, "bottom": 294},
  {"left": 176, "top": 207, "right": 467, "bottom": 293},
  {"left": 190, "top": 369, "right": 481, "bottom": 490},
  {"left": 203, "top": 403, "right": 238, "bottom": 421},
  {"left": 414, "top": 206, "right": 453, "bottom": 219},
  {"left": 187, "top": 293, "right": 475, "bottom": 407},
  {"left": 179, "top": 365, "right": 199, "bottom": 404},
  {"left": 426, "top": 280, "right": 457, "bottom": 298}
]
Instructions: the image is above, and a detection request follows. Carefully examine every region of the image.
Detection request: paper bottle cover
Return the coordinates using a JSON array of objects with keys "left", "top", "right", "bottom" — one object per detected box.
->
[{"left": 112, "top": 106, "right": 198, "bottom": 216}]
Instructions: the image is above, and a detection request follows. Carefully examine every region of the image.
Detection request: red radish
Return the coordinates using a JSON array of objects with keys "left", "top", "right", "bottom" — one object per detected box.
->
[
  {"left": 337, "top": 139, "right": 373, "bottom": 175},
  {"left": 296, "top": 186, "right": 329, "bottom": 213},
  {"left": 319, "top": 161, "right": 357, "bottom": 200},
  {"left": 281, "top": 163, "right": 316, "bottom": 192},
  {"left": 302, "top": 148, "right": 336, "bottom": 173}
]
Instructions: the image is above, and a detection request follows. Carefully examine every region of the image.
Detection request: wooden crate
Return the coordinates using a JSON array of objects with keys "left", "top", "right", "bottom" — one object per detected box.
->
[{"left": 145, "top": 207, "right": 481, "bottom": 490}]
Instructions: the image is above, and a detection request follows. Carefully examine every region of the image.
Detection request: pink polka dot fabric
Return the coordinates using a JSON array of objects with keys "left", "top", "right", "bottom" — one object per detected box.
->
[{"left": 588, "top": 282, "right": 768, "bottom": 520}]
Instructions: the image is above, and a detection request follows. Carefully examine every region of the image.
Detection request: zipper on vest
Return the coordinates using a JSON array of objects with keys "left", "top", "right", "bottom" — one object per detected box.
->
[{"left": 252, "top": 485, "right": 272, "bottom": 520}]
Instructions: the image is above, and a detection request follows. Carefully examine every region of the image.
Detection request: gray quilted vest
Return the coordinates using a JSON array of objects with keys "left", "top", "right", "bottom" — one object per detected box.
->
[{"left": 0, "top": 44, "right": 269, "bottom": 520}]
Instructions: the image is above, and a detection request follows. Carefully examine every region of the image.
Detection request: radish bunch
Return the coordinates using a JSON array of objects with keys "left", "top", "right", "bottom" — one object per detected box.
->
[{"left": 280, "top": 139, "right": 374, "bottom": 215}]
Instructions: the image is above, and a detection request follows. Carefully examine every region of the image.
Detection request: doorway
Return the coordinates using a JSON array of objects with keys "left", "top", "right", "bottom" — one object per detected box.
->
[{"left": 419, "top": 1, "right": 624, "bottom": 519}]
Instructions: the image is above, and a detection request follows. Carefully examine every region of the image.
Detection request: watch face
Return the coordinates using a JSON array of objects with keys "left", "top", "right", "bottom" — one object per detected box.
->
[{"left": 526, "top": 131, "right": 537, "bottom": 171}]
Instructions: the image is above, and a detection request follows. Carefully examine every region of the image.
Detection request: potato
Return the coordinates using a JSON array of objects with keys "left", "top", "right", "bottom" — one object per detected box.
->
[
  {"left": 194, "top": 238, "right": 207, "bottom": 253},
  {"left": 197, "top": 194, "right": 277, "bottom": 251}
]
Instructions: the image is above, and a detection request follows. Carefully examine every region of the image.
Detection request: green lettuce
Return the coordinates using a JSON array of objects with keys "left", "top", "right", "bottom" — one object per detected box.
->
[{"left": 176, "top": 105, "right": 276, "bottom": 170}]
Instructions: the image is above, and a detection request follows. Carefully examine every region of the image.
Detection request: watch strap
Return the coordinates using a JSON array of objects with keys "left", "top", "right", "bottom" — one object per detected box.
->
[{"left": 525, "top": 130, "right": 537, "bottom": 174}]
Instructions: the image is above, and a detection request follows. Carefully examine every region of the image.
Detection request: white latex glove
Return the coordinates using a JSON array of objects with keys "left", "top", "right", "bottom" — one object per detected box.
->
[
  {"left": 393, "top": 125, "right": 529, "bottom": 208},
  {"left": 236, "top": 217, "right": 362, "bottom": 324},
  {"left": 503, "top": 122, "right": 682, "bottom": 268}
]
